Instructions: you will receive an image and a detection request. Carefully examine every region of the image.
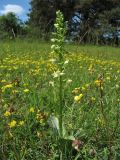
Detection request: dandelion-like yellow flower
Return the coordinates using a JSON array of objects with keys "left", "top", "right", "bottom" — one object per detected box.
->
[
  {"left": 4, "top": 84, "right": 13, "bottom": 88},
  {"left": 1, "top": 79, "right": 6, "bottom": 83},
  {"left": 2, "top": 84, "right": 13, "bottom": 92},
  {"left": 29, "top": 107, "right": 34, "bottom": 113},
  {"left": 74, "top": 94, "right": 83, "bottom": 103},
  {"left": 23, "top": 89, "right": 29, "bottom": 93},
  {"left": 95, "top": 80, "right": 102, "bottom": 87},
  {"left": 8, "top": 120, "right": 17, "bottom": 128},
  {"left": 4, "top": 111, "right": 11, "bottom": 117}
]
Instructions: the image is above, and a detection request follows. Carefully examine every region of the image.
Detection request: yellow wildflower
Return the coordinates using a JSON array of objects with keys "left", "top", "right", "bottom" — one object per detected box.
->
[
  {"left": 74, "top": 96, "right": 79, "bottom": 102},
  {"left": 106, "top": 77, "right": 110, "bottom": 80},
  {"left": 74, "top": 94, "right": 83, "bottom": 103},
  {"left": 8, "top": 120, "right": 17, "bottom": 128},
  {"left": 23, "top": 83, "right": 29, "bottom": 86},
  {"left": 4, "top": 84, "right": 13, "bottom": 88},
  {"left": 2, "top": 84, "right": 13, "bottom": 92},
  {"left": 81, "top": 86, "right": 85, "bottom": 91},
  {"left": 29, "top": 107, "right": 34, "bottom": 113},
  {"left": 4, "top": 111, "right": 11, "bottom": 117},
  {"left": 19, "top": 121, "right": 24, "bottom": 126},
  {"left": 1, "top": 79, "right": 6, "bottom": 83},
  {"left": 88, "top": 64, "right": 93, "bottom": 71},
  {"left": 95, "top": 79, "right": 102, "bottom": 87},
  {"left": 23, "top": 89, "right": 29, "bottom": 93}
]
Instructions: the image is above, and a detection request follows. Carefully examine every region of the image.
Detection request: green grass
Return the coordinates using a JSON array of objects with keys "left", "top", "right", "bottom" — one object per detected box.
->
[
  {"left": 0, "top": 40, "right": 120, "bottom": 60},
  {"left": 0, "top": 40, "right": 120, "bottom": 159}
]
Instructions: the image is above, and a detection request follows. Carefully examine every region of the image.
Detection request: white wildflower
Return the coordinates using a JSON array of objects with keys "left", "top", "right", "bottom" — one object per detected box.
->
[
  {"left": 64, "top": 60, "right": 69, "bottom": 65},
  {"left": 51, "top": 45, "right": 55, "bottom": 49},
  {"left": 49, "top": 59, "right": 56, "bottom": 63},
  {"left": 52, "top": 70, "right": 60, "bottom": 78},
  {"left": 52, "top": 70, "right": 65, "bottom": 78},
  {"left": 66, "top": 79, "right": 72, "bottom": 84},
  {"left": 49, "top": 81, "right": 54, "bottom": 87}
]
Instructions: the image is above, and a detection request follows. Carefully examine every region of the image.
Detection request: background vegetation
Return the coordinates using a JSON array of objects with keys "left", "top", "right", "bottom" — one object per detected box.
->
[{"left": 0, "top": 0, "right": 120, "bottom": 46}]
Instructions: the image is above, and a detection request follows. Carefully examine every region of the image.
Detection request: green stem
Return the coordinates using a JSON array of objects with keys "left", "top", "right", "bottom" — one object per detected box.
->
[
  {"left": 59, "top": 74, "right": 63, "bottom": 137},
  {"left": 59, "top": 51, "right": 63, "bottom": 138}
]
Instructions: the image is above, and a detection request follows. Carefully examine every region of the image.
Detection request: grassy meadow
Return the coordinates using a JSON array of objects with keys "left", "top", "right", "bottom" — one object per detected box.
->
[{"left": 0, "top": 41, "right": 120, "bottom": 159}]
